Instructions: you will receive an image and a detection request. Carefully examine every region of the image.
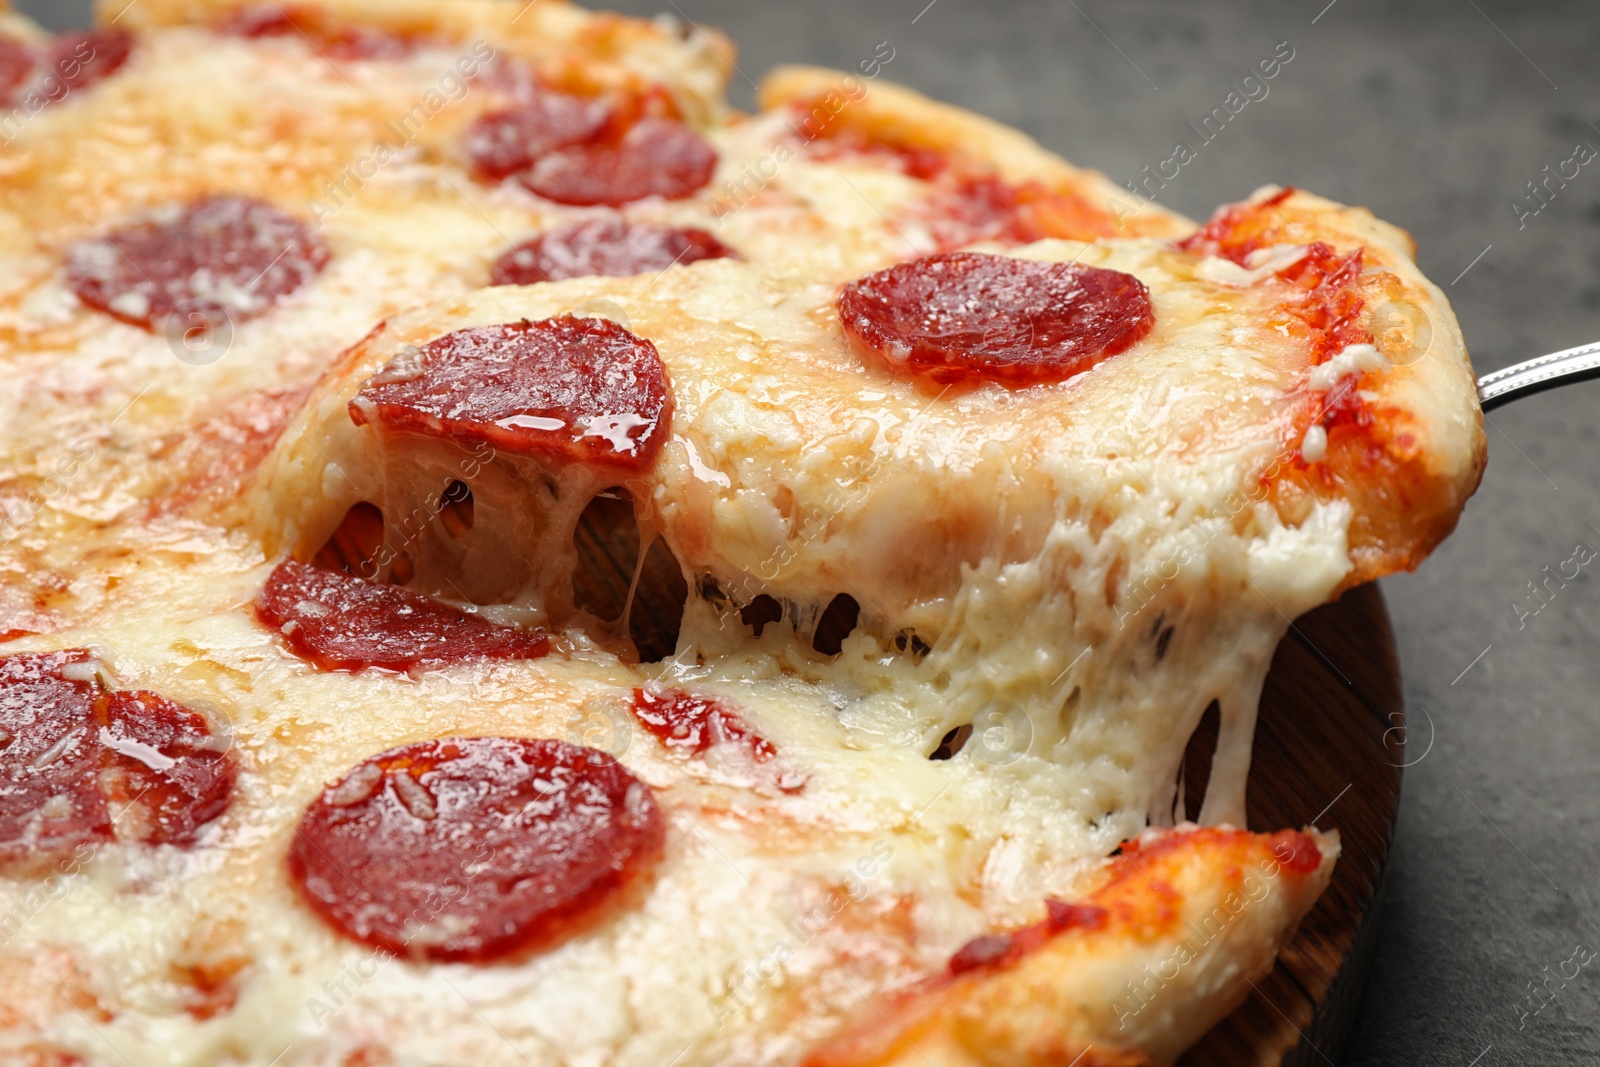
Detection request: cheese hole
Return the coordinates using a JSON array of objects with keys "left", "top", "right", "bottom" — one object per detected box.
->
[
  {"left": 740, "top": 594, "right": 783, "bottom": 637},
  {"left": 1180, "top": 700, "right": 1222, "bottom": 821},
  {"left": 929, "top": 723, "right": 973, "bottom": 760},
  {"left": 697, "top": 576, "right": 727, "bottom": 607},
  {"left": 1155, "top": 623, "right": 1176, "bottom": 662},
  {"left": 1059, "top": 686, "right": 1084, "bottom": 731},
  {"left": 894, "top": 629, "right": 932, "bottom": 660},
  {"left": 311, "top": 501, "right": 385, "bottom": 580},
  {"left": 629, "top": 537, "right": 689, "bottom": 663},
  {"left": 573, "top": 488, "right": 639, "bottom": 623},
  {"left": 439, "top": 480, "right": 474, "bottom": 538},
  {"left": 811, "top": 594, "right": 860, "bottom": 657}
]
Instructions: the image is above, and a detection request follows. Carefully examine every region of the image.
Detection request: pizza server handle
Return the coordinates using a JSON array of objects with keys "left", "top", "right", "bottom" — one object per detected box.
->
[{"left": 1477, "top": 339, "right": 1600, "bottom": 411}]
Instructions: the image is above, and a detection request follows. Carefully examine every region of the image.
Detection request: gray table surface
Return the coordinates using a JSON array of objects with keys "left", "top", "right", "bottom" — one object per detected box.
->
[{"left": 19, "top": 0, "right": 1600, "bottom": 1063}]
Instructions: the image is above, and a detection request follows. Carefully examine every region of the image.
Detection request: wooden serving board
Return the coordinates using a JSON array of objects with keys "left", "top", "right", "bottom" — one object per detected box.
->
[
  {"left": 1181, "top": 583, "right": 1403, "bottom": 1066},
  {"left": 595, "top": 501, "right": 1400, "bottom": 1066}
]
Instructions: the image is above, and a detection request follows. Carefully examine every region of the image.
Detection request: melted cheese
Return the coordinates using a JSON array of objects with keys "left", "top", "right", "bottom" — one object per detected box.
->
[
  {"left": 143, "top": 236, "right": 1354, "bottom": 1064},
  {"left": 257, "top": 238, "right": 1353, "bottom": 833},
  {"left": 1308, "top": 341, "right": 1387, "bottom": 390}
]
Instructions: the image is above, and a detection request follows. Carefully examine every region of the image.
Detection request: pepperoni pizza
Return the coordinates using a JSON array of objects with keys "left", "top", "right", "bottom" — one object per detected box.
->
[{"left": 0, "top": 2, "right": 1483, "bottom": 1066}]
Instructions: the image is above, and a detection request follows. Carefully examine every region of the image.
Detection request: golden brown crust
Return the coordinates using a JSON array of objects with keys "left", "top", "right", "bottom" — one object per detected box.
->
[
  {"left": 805, "top": 828, "right": 1338, "bottom": 1067},
  {"left": 1205, "top": 187, "right": 1487, "bottom": 587}
]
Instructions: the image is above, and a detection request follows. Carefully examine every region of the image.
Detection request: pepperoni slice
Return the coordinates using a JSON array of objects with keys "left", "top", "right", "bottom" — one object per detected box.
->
[
  {"left": 465, "top": 91, "right": 716, "bottom": 206},
  {"left": 65, "top": 195, "right": 330, "bottom": 332},
  {"left": 490, "top": 219, "right": 736, "bottom": 286},
  {"left": 0, "top": 651, "right": 235, "bottom": 872},
  {"left": 48, "top": 28, "right": 133, "bottom": 97},
  {"left": 0, "top": 38, "right": 35, "bottom": 101},
  {"left": 631, "top": 687, "right": 777, "bottom": 761},
  {"left": 288, "top": 737, "right": 664, "bottom": 960},
  {"left": 97, "top": 691, "right": 236, "bottom": 847},
  {"left": 518, "top": 118, "right": 719, "bottom": 207},
  {"left": 350, "top": 317, "right": 673, "bottom": 470},
  {"left": 0, "top": 651, "right": 109, "bottom": 870},
  {"left": 631, "top": 688, "right": 805, "bottom": 792},
  {"left": 255, "top": 559, "right": 550, "bottom": 673},
  {"left": 466, "top": 96, "right": 611, "bottom": 183},
  {"left": 0, "top": 28, "right": 133, "bottom": 109},
  {"left": 837, "top": 252, "right": 1155, "bottom": 386}
]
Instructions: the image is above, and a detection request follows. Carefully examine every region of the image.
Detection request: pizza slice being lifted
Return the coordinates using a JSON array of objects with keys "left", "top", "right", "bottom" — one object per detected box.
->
[{"left": 0, "top": 3, "right": 1482, "bottom": 1066}]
